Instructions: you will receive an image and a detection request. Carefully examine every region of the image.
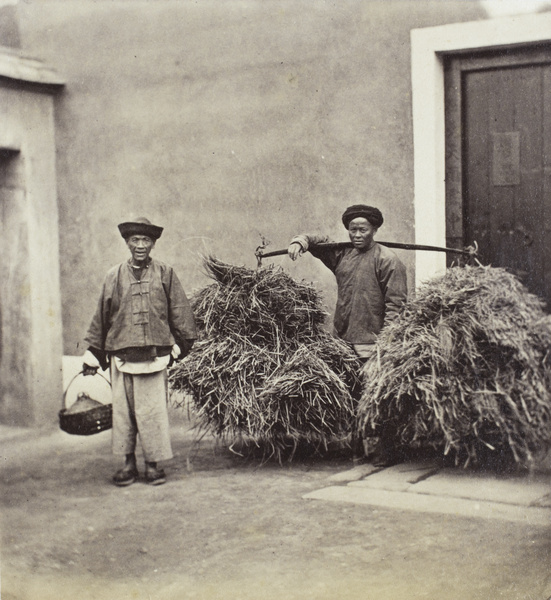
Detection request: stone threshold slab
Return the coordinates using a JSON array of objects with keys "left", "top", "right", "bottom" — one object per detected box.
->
[
  {"left": 303, "top": 486, "right": 551, "bottom": 526},
  {"left": 349, "top": 463, "right": 441, "bottom": 492},
  {"left": 409, "top": 469, "right": 551, "bottom": 507}
]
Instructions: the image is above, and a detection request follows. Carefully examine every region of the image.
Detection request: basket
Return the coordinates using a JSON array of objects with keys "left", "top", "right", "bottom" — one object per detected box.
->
[{"left": 59, "top": 371, "right": 112, "bottom": 436}]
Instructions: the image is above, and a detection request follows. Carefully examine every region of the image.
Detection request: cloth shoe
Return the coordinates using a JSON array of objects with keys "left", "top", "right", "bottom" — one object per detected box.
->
[
  {"left": 145, "top": 464, "right": 166, "bottom": 485},
  {"left": 371, "top": 447, "right": 403, "bottom": 468},
  {"left": 113, "top": 464, "right": 139, "bottom": 487},
  {"left": 372, "top": 454, "right": 400, "bottom": 468}
]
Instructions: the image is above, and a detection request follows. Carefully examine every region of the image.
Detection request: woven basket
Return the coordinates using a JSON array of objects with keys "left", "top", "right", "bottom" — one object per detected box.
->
[{"left": 59, "top": 371, "right": 112, "bottom": 436}]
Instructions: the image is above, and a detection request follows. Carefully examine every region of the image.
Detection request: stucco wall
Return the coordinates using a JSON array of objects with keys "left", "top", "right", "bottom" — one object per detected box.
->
[
  {"left": 0, "top": 75, "right": 63, "bottom": 426},
  {"left": 16, "top": 0, "right": 486, "bottom": 354},
  {"left": 0, "top": 3, "right": 21, "bottom": 48}
]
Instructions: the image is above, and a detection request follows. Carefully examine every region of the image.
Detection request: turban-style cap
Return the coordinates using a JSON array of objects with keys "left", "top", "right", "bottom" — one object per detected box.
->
[
  {"left": 118, "top": 217, "right": 163, "bottom": 240},
  {"left": 342, "top": 205, "right": 384, "bottom": 229}
]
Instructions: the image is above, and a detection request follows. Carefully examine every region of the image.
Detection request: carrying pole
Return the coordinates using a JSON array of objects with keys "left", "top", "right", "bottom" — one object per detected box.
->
[{"left": 255, "top": 240, "right": 478, "bottom": 267}]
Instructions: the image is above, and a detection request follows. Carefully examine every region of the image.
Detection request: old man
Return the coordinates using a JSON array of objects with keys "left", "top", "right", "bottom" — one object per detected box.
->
[
  {"left": 288, "top": 204, "right": 407, "bottom": 465},
  {"left": 83, "top": 217, "right": 196, "bottom": 486}
]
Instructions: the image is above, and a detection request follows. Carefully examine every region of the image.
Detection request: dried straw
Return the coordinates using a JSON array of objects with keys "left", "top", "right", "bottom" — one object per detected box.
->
[
  {"left": 357, "top": 265, "right": 551, "bottom": 468},
  {"left": 170, "top": 256, "right": 362, "bottom": 460}
]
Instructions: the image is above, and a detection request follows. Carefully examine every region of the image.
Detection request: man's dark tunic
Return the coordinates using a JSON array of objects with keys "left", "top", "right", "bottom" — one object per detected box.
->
[{"left": 292, "top": 234, "right": 407, "bottom": 344}]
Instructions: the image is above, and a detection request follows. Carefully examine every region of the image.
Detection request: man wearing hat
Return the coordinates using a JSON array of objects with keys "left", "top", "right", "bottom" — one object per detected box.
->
[
  {"left": 82, "top": 217, "right": 197, "bottom": 486},
  {"left": 288, "top": 205, "right": 407, "bottom": 356},
  {"left": 288, "top": 205, "right": 407, "bottom": 465}
]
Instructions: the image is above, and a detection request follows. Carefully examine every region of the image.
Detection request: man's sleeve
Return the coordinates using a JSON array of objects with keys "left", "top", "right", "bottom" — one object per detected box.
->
[
  {"left": 378, "top": 255, "right": 408, "bottom": 324},
  {"left": 290, "top": 233, "right": 340, "bottom": 272},
  {"left": 83, "top": 275, "right": 114, "bottom": 370},
  {"left": 165, "top": 268, "right": 197, "bottom": 356},
  {"left": 84, "top": 277, "right": 111, "bottom": 353}
]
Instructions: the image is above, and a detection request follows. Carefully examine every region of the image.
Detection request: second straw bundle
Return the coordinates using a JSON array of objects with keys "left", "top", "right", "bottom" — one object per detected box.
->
[{"left": 357, "top": 265, "right": 551, "bottom": 468}]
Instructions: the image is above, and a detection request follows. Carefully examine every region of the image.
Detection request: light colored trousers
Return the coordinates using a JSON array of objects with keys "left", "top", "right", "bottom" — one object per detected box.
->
[
  {"left": 110, "top": 362, "right": 173, "bottom": 462},
  {"left": 353, "top": 343, "right": 374, "bottom": 359}
]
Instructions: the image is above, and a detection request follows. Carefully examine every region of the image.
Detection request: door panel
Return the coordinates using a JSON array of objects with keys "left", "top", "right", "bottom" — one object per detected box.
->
[{"left": 450, "top": 48, "right": 551, "bottom": 307}]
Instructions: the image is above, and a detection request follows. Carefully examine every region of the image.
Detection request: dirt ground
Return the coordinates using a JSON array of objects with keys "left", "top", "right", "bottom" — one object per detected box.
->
[{"left": 1, "top": 409, "right": 551, "bottom": 600}]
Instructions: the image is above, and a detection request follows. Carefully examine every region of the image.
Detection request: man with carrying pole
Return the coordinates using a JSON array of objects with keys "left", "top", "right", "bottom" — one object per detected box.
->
[{"left": 287, "top": 204, "right": 408, "bottom": 466}]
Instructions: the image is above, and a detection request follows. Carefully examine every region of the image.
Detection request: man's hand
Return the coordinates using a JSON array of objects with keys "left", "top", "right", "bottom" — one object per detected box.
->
[
  {"left": 82, "top": 349, "right": 101, "bottom": 376},
  {"left": 83, "top": 364, "right": 98, "bottom": 377},
  {"left": 168, "top": 344, "right": 182, "bottom": 368},
  {"left": 287, "top": 242, "right": 304, "bottom": 261}
]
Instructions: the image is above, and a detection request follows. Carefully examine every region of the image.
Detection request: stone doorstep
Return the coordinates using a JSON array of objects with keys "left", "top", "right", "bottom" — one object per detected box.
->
[
  {"left": 327, "top": 464, "right": 384, "bottom": 483},
  {"left": 409, "top": 468, "right": 551, "bottom": 507},
  {"left": 325, "top": 462, "right": 551, "bottom": 513},
  {"left": 349, "top": 463, "right": 442, "bottom": 492},
  {"left": 303, "top": 486, "right": 551, "bottom": 526},
  {"left": 328, "top": 461, "right": 441, "bottom": 484}
]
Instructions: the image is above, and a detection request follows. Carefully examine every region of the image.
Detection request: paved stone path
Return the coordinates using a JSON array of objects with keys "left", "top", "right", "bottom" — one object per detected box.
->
[{"left": 304, "top": 461, "right": 551, "bottom": 526}]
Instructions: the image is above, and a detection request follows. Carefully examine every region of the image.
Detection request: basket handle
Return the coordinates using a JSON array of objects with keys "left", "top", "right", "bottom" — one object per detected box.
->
[{"left": 62, "top": 369, "right": 112, "bottom": 409}]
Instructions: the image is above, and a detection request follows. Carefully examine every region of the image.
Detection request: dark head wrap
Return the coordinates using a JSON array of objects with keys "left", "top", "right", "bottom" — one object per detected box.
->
[
  {"left": 118, "top": 217, "right": 163, "bottom": 240},
  {"left": 341, "top": 205, "right": 384, "bottom": 229}
]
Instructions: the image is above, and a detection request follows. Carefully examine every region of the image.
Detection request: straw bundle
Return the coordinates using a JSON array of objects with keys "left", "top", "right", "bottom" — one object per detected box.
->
[
  {"left": 357, "top": 265, "right": 551, "bottom": 468},
  {"left": 170, "top": 256, "right": 362, "bottom": 460}
]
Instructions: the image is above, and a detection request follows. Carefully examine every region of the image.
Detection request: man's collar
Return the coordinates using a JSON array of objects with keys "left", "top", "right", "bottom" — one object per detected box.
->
[{"left": 128, "top": 257, "right": 152, "bottom": 269}]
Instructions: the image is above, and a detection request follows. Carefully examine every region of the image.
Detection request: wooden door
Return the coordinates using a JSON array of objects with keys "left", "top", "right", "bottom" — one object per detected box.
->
[{"left": 445, "top": 47, "right": 551, "bottom": 307}]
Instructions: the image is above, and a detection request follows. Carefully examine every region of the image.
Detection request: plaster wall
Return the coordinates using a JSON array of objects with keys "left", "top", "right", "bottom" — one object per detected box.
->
[
  {"left": 0, "top": 78, "right": 63, "bottom": 426},
  {"left": 16, "top": 0, "right": 486, "bottom": 353},
  {"left": 23, "top": 87, "right": 64, "bottom": 425},
  {"left": 0, "top": 3, "right": 21, "bottom": 48},
  {"left": 0, "top": 144, "right": 31, "bottom": 424}
]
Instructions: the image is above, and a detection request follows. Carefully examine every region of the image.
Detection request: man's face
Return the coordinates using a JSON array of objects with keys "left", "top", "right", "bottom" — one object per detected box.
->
[
  {"left": 348, "top": 217, "right": 377, "bottom": 250},
  {"left": 127, "top": 235, "right": 155, "bottom": 264}
]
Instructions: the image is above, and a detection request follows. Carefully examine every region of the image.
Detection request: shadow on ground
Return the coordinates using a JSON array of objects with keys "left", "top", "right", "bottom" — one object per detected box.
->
[{"left": 1, "top": 410, "right": 550, "bottom": 600}]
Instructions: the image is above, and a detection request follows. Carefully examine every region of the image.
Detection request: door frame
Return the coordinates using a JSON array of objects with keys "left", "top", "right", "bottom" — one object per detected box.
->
[
  {"left": 411, "top": 12, "right": 551, "bottom": 286},
  {"left": 0, "top": 49, "right": 65, "bottom": 427}
]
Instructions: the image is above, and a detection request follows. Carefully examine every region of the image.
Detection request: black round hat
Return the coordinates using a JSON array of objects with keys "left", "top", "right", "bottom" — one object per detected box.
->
[
  {"left": 342, "top": 205, "right": 384, "bottom": 229},
  {"left": 118, "top": 217, "right": 163, "bottom": 240}
]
